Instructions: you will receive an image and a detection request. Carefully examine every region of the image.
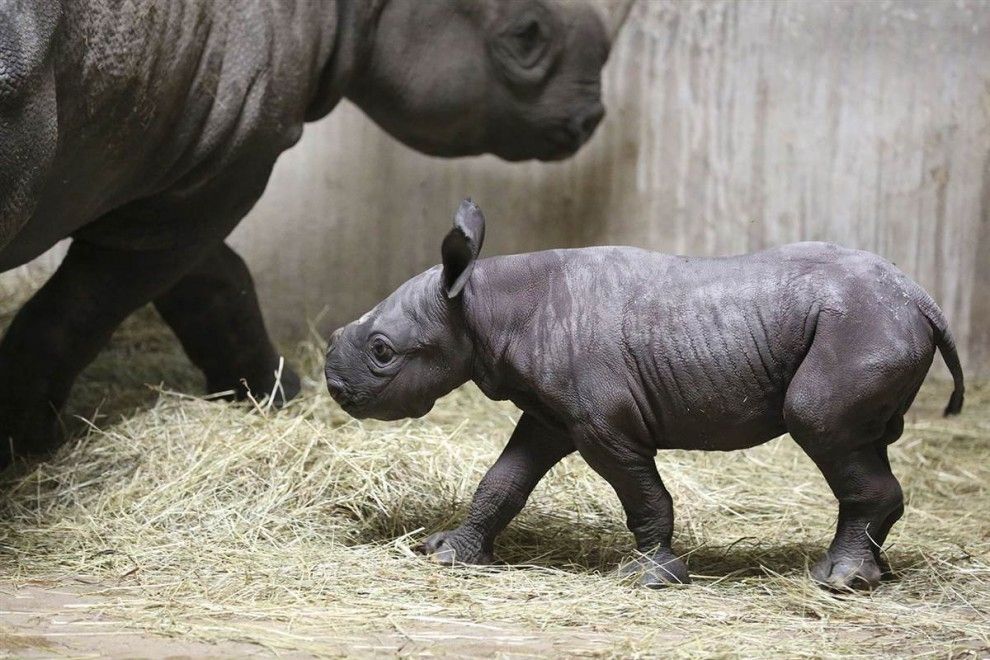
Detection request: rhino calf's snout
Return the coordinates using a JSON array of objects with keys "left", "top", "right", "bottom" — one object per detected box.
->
[
  {"left": 325, "top": 375, "right": 344, "bottom": 400},
  {"left": 324, "top": 327, "right": 346, "bottom": 399}
]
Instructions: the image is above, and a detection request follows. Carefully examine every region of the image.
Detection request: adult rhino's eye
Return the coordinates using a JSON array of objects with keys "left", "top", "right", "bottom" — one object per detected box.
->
[
  {"left": 369, "top": 337, "right": 394, "bottom": 364},
  {"left": 494, "top": 9, "right": 558, "bottom": 86},
  {"left": 508, "top": 19, "right": 548, "bottom": 69}
]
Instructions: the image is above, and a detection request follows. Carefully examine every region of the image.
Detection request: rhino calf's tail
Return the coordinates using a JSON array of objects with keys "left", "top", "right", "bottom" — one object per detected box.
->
[{"left": 913, "top": 289, "right": 965, "bottom": 416}]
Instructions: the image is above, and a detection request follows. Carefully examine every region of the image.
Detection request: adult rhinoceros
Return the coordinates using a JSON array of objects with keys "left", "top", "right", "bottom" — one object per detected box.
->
[{"left": 0, "top": 0, "right": 625, "bottom": 466}]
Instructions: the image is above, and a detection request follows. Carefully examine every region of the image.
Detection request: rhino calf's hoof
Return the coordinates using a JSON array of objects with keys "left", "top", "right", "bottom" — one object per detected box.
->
[
  {"left": 416, "top": 528, "right": 494, "bottom": 566},
  {"left": 810, "top": 552, "right": 883, "bottom": 591},
  {"left": 618, "top": 550, "right": 691, "bottom": 588}
]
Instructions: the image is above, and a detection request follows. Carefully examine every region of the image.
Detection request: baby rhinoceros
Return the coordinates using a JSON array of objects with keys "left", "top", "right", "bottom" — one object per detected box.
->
[{"left": 324, "top": 200, "right": 965, "bottom": 591}]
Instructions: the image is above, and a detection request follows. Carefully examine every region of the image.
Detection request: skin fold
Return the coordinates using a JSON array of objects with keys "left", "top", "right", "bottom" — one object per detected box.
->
[
  {"left": 0, "top": 0, "right": 612, "bottom": 467},
  {"left": 324, "top": 200, "right": 965, "bottom": 591}
]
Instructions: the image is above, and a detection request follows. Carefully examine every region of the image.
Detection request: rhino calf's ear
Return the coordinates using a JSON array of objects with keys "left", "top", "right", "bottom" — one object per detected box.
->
[{"left": 441, "top": 199, "right": 486, "bottom": 298}]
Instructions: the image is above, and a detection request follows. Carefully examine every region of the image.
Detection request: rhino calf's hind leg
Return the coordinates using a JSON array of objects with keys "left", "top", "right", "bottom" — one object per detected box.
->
[
  {"left": 804, "top": 443, "right": 904, "bottom": 590},
  {"left": 154, "top": 243, "right": 300, "bottom": 406},
  {"left": 0, "top": 240, "right": 211, "bottom": 467},
  {"left": 782, "top": 293, "right": 935, "bottom": 589}
]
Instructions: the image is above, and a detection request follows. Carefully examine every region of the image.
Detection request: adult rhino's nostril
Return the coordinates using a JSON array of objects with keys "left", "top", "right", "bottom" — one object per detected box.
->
[{"left": 577, "top": 104, "right": 605, "bottom": 138}]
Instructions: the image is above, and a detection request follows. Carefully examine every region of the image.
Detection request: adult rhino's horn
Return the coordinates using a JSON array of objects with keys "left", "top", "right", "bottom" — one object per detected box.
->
[{"left": 592, "top": 0, "right": 637, "bottom": 43}]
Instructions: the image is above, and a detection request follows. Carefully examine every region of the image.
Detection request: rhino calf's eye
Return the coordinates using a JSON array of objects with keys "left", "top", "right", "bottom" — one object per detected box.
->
[{"left": 370, "top": 337, "right": 395, "bottom": 364}]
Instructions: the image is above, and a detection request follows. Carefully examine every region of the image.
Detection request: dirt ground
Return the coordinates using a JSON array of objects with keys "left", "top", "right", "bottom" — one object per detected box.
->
[
  {"left": 1, "top": 581, "right": 618, "bottom": 657},
  {"left": 1, "top": 286, "right": 988, "bottom": 658}
]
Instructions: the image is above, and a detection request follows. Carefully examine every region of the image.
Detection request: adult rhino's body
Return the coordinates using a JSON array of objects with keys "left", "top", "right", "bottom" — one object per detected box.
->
[{"left": 0, "top": 0, "right": 617, "bottom": 466}]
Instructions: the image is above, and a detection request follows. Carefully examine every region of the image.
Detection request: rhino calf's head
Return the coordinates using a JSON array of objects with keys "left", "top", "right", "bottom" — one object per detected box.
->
[
  {"left": 324, "top": 200, "right": 486, "bottom": 420},
  {"left": 347, "top": 0, "right": 612, "bottom": 161}
]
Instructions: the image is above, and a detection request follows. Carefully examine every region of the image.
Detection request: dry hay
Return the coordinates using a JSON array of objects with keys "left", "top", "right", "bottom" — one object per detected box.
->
[{"left": 0, "top": 276, "right": 988, "bottom": 657}]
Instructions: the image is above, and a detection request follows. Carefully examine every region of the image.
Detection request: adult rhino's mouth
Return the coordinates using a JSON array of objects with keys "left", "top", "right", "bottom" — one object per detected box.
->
[
  {"left": 505, "top": 104, "right": 607, "bottom": 162},
  {"left": 543, "top": 129, "right": 587, "bottom": 160},
  {"left": 497, "top": 132, "right": 580, "bottom": 163}
]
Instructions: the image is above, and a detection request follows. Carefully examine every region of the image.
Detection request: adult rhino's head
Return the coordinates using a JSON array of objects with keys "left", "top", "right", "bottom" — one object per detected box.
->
[
  {"left": 346, "top": 0, "right": 627, "bottom": 162},
  {"left": 324, "top": 200, "right": 487, "bottom": 420}
]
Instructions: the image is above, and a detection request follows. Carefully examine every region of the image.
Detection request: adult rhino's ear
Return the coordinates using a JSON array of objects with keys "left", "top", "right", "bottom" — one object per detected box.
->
[{"left": 441, "top": 199, "right": 486, "bottom": 299}]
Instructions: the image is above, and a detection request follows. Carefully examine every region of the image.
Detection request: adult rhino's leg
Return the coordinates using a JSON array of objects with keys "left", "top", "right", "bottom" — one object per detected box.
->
[
  {"left": 153, "top": 242, "right": 300, "bottom": 405},
  {"left": 417, "top": 413, "right": 574, "bottom": 565},
  {"left": 576, "top": 430, "right": 690, "bottom": 587},
  {"left": 0, "top": 240, "right": 209, "bottom": 467}
]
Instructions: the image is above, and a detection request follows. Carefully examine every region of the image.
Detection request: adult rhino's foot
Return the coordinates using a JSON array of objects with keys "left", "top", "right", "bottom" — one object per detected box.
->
[
  {"left": 416, "top": 528, "right": 494, "bottom": 565},
  {"left": 810, "top": 551, "right": 883, "bottom": 591},
  {"left": 209, "top": 361, "right": 301, "bottom": 408},
  {"left": 618, "top": 549, "right": 690, "bottom": 588},
  {"left": 0, "top": 400, "right": 62, "bottom": 470},
  {"left": 154, "top": 242, "right": 300, "bottom": 408},
  {"left": 267, "top": 363, "right": 302, "bottom": 407}
]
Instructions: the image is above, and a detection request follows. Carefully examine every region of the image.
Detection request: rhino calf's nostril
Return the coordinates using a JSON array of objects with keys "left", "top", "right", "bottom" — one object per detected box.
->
[{"left": 326, "top": 377, "right": 344, "bottom": 398}]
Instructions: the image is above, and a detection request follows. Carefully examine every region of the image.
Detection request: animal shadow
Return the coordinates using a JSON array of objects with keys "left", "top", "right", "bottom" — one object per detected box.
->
[{"left": 356, "top": 505, "right": 928, "bottom": 584}]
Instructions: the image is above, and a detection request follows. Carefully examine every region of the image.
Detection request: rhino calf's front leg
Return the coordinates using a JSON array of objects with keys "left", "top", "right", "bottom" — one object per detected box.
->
[{"left": 417, "top": 413, "right": 574, "bottom": 565}]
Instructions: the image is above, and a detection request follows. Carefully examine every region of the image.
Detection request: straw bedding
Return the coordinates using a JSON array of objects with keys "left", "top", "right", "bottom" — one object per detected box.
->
[{"left": 0, "top": 274, "right": 988, "bottom": 657}]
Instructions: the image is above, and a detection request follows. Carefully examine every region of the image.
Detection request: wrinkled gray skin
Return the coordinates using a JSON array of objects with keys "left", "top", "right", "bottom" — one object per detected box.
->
[
  {"left": 325, "top": 200, "right": 966, "bottom": 591},
  {"left": 0, "top": 0, "right": 610, "bottom": 467}
]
